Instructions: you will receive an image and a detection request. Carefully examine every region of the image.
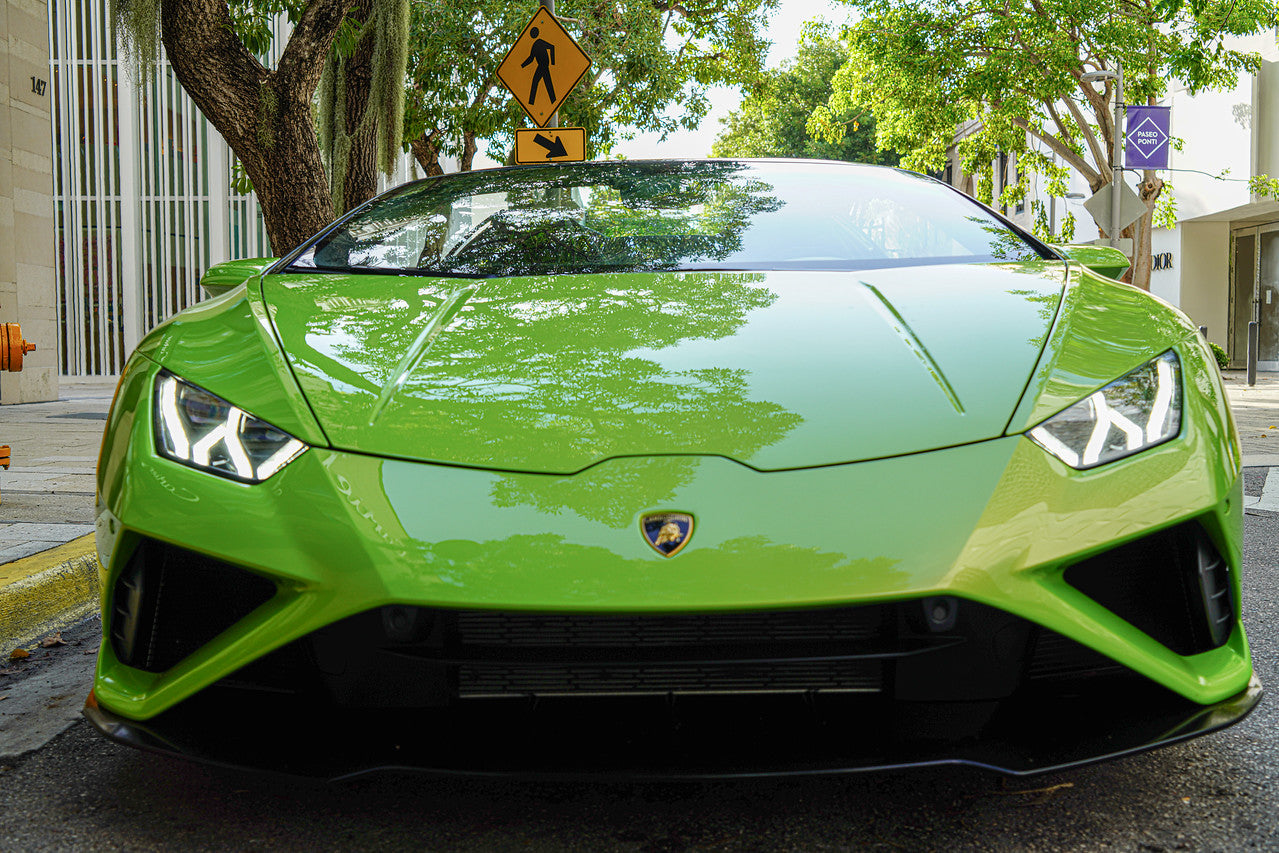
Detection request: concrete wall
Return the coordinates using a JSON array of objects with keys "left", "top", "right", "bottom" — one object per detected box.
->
[
  {"left": 1179, "top": 221, "right": 1231, "bottom": 349},
  {"left": 1257, "top": 58, "right": 1278, "bottom": 187},
  {"left": 0, "top": 0, "right": 56, "bottom": 403},
  {"left": 1150, "top": 225, "right": 1181, "bottom": 308}
]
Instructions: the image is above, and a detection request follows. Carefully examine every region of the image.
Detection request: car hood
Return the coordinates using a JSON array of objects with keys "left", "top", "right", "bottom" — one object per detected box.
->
[{"left": 261, "top": 264, "right": 1066, "bottom": 473}]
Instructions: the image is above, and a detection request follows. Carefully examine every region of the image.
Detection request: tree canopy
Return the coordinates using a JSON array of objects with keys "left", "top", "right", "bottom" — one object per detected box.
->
[
  {"left": 402, "top": 0, "right": 777, "bottom": 174},
  {"left": 810, "top": 0, "right": 1277, "bottom": 288},
  {"left": 712, "top": 23, "right": 896, "bottom": 166}
]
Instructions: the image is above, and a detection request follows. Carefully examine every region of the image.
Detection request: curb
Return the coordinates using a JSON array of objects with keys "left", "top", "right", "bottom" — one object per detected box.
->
[{"left": 1, "top": 534, "right": 100, "bottom": 655}]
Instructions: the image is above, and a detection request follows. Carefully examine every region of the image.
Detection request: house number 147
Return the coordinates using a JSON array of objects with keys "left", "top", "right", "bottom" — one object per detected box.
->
[{"left": 31, "top": 77, "right": 47, "bottom": 96}]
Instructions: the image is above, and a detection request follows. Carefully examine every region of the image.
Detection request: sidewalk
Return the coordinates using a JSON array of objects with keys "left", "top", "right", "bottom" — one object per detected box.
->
[
  {"left": 2, "top": 376, "right": 116, "bottom": 652},
  {"left": 2, "top": 370, "right": 1279, "bottom": 653},
  {"left": 1220, "top": 370, "right": 1279, "bottom": 466}
]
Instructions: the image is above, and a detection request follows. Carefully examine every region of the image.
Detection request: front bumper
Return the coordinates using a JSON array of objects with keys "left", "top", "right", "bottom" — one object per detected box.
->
[
  {"left": 90, "top": 349, "right": 1254, "bottom": 774},
  {"left": 83, "top": 674, "right": 1262, "bottom": 780}
]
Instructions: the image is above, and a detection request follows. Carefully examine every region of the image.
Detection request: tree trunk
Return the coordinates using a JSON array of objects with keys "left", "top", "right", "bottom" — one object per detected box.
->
[
  {"left": 1128, "top": 172, "right": 1164, "bottom": 292},
  {"left": 159, "top": 0, "right": 357, "bottom": 255},
  {"left": 409, "top": 132, "right": 445, "bottom": 177},
  {"left": 246, "top": 88, "right": 337, "bottom": 254},
  {"left": 460, "top": 131, "right": 477, "bottom": 172},
  {"left": 339, "top": 0, "right": 378, "bottom": 212}
]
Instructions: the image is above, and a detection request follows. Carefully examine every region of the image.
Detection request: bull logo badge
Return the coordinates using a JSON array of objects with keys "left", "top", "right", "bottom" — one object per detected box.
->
[{"left": 641, "top": 512, "right": 694, "bottom": 557}]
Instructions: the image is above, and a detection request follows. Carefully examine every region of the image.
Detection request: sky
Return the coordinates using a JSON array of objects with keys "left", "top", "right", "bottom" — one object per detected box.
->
[{"left": 612, "top": 0, "right": 846, "bottom": 160}]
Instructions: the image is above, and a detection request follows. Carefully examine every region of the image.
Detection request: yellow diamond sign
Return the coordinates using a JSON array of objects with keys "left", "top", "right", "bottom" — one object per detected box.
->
[{"left": 497, "top": 8, "right": 592, "bottom": 128}]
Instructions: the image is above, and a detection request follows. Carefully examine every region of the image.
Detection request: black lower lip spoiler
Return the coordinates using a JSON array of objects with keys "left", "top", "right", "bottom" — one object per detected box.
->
[{"left": 83, "top": 676, "right": 1262, "bottom": 782}]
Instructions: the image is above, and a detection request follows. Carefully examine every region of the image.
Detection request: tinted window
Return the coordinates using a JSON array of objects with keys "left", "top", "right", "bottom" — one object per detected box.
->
[{"left": 288, "top": 161, "right": 1048, "bottom": 277}]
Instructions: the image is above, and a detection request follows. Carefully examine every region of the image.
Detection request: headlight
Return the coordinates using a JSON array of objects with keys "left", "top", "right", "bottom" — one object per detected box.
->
[
  {"left": 1028, "top": 350, "right": 1181, "bottom": 469},
  {"left": 154, "top": 372, "right": 306, "bottom": 482}
]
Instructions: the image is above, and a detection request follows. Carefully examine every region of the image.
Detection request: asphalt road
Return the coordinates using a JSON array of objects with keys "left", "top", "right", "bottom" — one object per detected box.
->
[{"left": 1, "top": 510, "right": 1276, "bottom": 852}]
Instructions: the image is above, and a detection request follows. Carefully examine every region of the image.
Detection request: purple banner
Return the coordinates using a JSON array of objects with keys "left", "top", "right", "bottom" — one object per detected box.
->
[{"left": 1125, "top": 105, "right": 1172, "bottom": 169}]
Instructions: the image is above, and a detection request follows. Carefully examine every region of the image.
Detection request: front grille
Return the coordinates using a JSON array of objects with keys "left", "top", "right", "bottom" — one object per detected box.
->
[
  {"left": 458, "top": 659, "right": 882, "bottom": 698},
  {"left": 1063, "top": 520, "right": 1234, "bottom": 655},
  {"left": 1026, "top": 629, "right": 1124, "bottom": 681},
  {"left": 110, "top": 539, "right": 277, "bottom": 673},
  {"left": 454, "top": 607, "right": 884, "bottom": 649}
]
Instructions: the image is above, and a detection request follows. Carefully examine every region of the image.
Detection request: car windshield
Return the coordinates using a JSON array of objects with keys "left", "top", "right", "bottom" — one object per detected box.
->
[{"left": 286, "top": 160, "right": 1050, "bottom": 277}]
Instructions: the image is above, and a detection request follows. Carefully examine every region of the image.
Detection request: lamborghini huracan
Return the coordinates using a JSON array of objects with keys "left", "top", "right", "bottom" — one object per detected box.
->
[{"left": 86, "top": 160, "right": 1259, "bottom": 779}]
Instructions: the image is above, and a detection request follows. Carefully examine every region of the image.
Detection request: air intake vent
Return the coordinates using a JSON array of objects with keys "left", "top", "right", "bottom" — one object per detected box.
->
[
  {"left": 110, "top": 539, "right": 277, "bottom": 672},
  {"left": 1063, "top": 521, "right": 1234, "bottom": 655}
]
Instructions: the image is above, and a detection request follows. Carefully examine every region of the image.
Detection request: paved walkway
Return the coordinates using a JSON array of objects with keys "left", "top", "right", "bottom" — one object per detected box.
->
[
  {"left": 0, "top": 376, "right": 113, "bottom": 561},
  {"left": 2, "top": 370, "right": 1279, "bottom": 564}
]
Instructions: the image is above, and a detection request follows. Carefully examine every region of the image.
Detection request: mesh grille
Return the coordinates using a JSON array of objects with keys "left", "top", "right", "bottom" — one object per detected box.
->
[
  {"left": 459, "top": 660, "right": 883, "bottom": 698},
  {"left": 453, "top": 607, "right": 884, "bottom": 649},
  {"left": 1026, "top": 629, "right": 1124, "bottom": 681}
]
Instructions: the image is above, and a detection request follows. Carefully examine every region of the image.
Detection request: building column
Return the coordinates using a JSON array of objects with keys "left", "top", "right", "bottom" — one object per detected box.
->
[{"left": 0, "top": 0, "right": 57, "bottom": 403}]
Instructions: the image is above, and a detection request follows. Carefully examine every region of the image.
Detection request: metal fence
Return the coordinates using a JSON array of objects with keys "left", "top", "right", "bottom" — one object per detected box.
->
[{"left": 49, "top": 0, "right": 273, "bottom": 375}]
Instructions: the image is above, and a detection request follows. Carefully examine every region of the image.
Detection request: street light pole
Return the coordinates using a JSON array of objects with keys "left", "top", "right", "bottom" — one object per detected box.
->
[
  {"left": 1082, "top": 64, "right": 1125, "bottom": 251},
  {"left": 1110, "top": 62, "right": 1123, "bottom": 251}
]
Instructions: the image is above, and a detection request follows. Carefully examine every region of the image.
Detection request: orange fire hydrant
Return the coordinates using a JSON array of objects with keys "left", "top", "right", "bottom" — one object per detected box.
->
[
  {"left": 1, "top": 322, "right": 36, "bottom": 503},
  {"left": 1, "top": 322, "right": 36, "bottom": 372}
]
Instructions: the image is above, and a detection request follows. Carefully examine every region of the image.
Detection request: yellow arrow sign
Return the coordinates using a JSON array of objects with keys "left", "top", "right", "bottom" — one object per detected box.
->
[
  {"left": 497, "top": 8, "right": 592, "bottom": 128},
  {"left": 514, "top": 127, "right": 586, "bottom": 164}
]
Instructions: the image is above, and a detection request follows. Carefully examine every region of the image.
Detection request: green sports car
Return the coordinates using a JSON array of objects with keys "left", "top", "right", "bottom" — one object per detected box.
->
[{"left": 86, "top": 159, "right": 1259, "bottom": 779}]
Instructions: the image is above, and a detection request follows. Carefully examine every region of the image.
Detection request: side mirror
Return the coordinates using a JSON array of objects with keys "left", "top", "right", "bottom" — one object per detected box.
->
[
  {"left": 1053, "top": 244, "right": 1130, "bottom": 280},
  {"left": 200, "top": 258, "right": 278, "bottom": 297}
]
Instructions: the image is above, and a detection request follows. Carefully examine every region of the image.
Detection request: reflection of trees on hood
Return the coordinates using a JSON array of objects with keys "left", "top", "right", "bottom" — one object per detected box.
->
[
  {"left": 288, "top": 268, "right": 803, "bottom": 492},
  {"left": 489, "top": 457, "right": 705, "bottom": 530}
]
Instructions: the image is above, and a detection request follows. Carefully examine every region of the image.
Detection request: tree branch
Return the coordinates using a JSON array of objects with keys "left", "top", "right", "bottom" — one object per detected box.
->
[
  {"left": 276, "top": 0, "right": 360, "bottom": 101},
  {"left": 1060, "top": 88, "right": 1110, "bottom": 178},
  {"left": 1011, "top": 115, "right": 1100, "bottom": 186}
]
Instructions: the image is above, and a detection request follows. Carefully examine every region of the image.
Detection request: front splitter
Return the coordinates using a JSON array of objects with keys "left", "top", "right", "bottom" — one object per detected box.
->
[{"left": 83, "top": 675, "right": 1263, "bottom": 782}]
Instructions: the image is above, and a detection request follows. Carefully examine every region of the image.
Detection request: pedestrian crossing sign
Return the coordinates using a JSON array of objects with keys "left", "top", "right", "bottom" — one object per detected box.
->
[{"left": 497, "top": 7, "right": 592, "bottom": 128}]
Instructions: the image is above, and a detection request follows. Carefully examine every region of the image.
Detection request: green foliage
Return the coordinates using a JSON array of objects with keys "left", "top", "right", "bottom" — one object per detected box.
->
[
  {"left": 226, "top": 0, "right": 308, "bottom": 56},
  {"left": 712, "top": 23, "right": 896, "bottom": 165},
  {"left": 1250, "top": 174, "right": 1279, "bottom": 199},
  {"left": 1030, "top": 199, "right": 1076, "bottom": 243},
  {"left": 1154, "top": 181, "right": 1179, "bottom": 229},
  {"left": 403, "top": 0, "right": 776, "bottom": 170},
  {"left": 816, "top": 0, "right": 1276, "bottom": 203},
  {"left": 229, "top": 160, "right": 255, "bottom": 195},
  {"left": 1209, "top": 341, "right": 1229, "bottom": 370}
]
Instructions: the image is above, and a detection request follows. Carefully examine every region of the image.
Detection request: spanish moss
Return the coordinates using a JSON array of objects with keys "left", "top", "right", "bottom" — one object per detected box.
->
[{"left": 109, "top": 0, "right": 162, "bottom": 84}]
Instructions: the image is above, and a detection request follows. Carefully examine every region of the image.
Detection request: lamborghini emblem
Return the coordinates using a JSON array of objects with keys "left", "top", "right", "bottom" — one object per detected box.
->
[{"left": 641, "top": 512, "right": 694, "bottom": 557}]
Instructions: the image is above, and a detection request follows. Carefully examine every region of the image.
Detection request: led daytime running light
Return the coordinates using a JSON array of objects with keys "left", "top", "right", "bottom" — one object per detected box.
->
[
  {"left": 1028, "top": 350, "right": 1181, "bottom": 470},
  {"left": 154, "top": 372, "right": 305, "bottom": 482}
]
